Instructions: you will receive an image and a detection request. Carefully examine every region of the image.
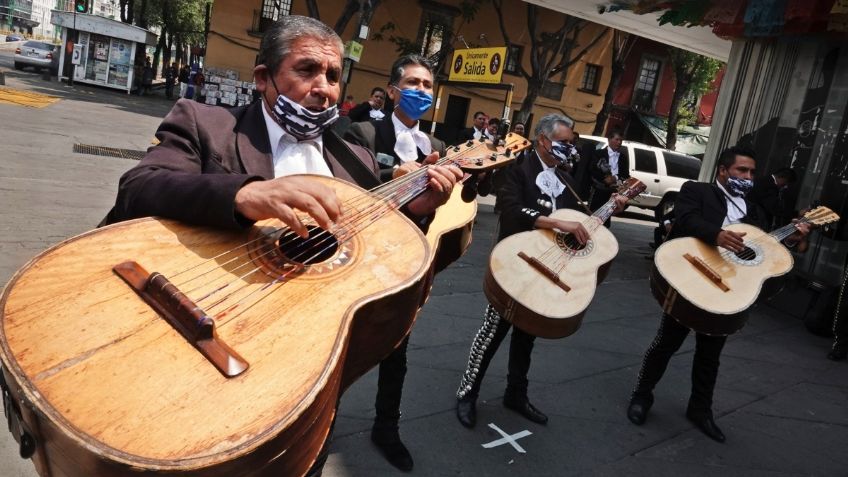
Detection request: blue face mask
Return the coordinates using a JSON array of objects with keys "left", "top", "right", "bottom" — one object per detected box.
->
[
  {"left": 393, "top": 86, "right": 433, "bottom": 121},
  {"left": 727, "top": 176, "right": 754, "bottom": 197}
]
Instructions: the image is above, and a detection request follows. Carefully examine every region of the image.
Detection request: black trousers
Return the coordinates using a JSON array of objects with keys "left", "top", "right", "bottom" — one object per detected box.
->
[
  {"left": 456, "top": 305, "right": 536, "bottom": 401},
  {"left": 374, "top": 335, "right": 410, "bottom": 427},
  {"left": 632, "top": 314, "right": 727, "bottom": 417}
]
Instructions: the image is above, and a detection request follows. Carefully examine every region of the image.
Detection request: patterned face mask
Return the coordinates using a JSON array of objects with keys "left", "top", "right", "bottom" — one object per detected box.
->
[
  {"left": 727, "top": 176, "right": 754, "bottom": 197},
  {"left": 548, "top": 139, "right": 578, "bottom": 167},
  {"left": 267, "top": 73, "right": 338, "bottom": 140}
]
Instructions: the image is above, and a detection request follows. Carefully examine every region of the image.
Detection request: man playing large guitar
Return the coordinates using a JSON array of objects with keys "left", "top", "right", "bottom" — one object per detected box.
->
[
  {"left": 104, "top": 15, "right": 461, "bottom": 476},
  {"left": 627, "top": 146, "right": 810, "bottom": 442},
  {"left": 455, "top": 114, "right": 628, "bottom": 428}
]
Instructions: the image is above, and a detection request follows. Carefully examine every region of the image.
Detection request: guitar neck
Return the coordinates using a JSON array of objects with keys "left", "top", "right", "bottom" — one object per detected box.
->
[{"left": 768, "top": 219, "right": 807, "bottom": 244}]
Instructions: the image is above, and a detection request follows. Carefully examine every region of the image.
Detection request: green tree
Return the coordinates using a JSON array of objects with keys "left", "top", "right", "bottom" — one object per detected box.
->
[
  {"left": 492, "top": 1, "right": 608, "bottom": 125},
  {"left": 666, "top": 48, "right": 722, "bottom": 151}
]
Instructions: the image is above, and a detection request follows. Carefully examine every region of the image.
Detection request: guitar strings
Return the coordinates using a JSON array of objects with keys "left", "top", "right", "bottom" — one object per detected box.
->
[
  {"left": 697, "top": 208, "right": 833, "bottom": 270},
  {"left": 163, "top": 139, "right": 517, "bottom": 321}
]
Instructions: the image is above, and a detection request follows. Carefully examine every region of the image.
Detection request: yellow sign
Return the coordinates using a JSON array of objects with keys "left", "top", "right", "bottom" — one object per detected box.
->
[{"left": 448, "top": 47, "right": 507, "bottom": 84}]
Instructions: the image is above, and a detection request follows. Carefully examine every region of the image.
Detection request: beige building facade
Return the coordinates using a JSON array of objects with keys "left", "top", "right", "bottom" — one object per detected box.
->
[{"left": 205, "top": 0, "right": 614, "bottom": 138}]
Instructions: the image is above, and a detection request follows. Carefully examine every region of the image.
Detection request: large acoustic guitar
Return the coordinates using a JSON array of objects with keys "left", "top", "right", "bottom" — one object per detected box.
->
[
  {"left": 651, "top": 206, "right": 840, "bottom": 336},
  {"left": 484, "top": 178, "right": 646, "bottom": 339},
  {"left": 0, "top": 134, "right": 529, "bottom": 477}
]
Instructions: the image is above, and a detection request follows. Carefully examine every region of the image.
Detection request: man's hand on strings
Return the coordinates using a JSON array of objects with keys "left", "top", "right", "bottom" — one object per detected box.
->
[
  {"left": 234, "top": 176, "right": 341, "bottom": 238},
  {"left": 406, "top": 163, "right": 463, "bottom": 217},
  {"left": 392, "top": 152, "right": 440, "bottom": 179},
  {"left": 534, "top": 217, "right": 590, "bottom": 245},
  {"left": 716, "top": 229, "right": 747, "bottom": 253}
]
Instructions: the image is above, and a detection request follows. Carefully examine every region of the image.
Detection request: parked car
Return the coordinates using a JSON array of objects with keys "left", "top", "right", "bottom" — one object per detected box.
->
[
  {"left": 5, "top": 34, "right": 24, "bottom": 42},
  {"left": 14, "top": 41, "right": 58, "bottom": 74},
  {"left": 576, "top": 135, "right": 702, "bottom": 220}
]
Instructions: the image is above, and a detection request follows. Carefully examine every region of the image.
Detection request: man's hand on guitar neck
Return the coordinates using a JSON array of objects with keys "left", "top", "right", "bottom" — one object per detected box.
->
[
  {"left": 535, "top": 216, "right": 590, "bottom": 245},
  {"left": 716, "top": 229, "right": 747, "bottom": 253},
  {"left": 785, "top": 220, "right": 811, "bottom": 251}
]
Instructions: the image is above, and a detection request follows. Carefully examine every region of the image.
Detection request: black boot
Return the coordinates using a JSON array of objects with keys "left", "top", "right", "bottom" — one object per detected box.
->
[
  {"left": 686, "top": 409, "right": 725, "bottom": 443},
  {"left": 503, "top": 387, "right": 548, "bottom": 424},
  {"left": 370, "top": 421, "right": 413, "bottom": 472},
  {"left": 456, "top": 397, "right": 477, "bottom": 428}
]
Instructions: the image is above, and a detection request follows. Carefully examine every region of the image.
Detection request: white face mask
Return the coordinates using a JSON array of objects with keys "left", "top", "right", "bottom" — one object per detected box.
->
[{"left": 266, "top": 73, "right": 338, "bottom": 140}]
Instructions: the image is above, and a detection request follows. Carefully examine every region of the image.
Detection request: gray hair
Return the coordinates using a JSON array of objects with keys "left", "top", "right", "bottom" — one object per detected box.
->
[
  {"left": 534, "top": 113, "right": 574, "bottom": 138},
  {"left": 257, "top": 16, "right": 343, "bottom": 75}
]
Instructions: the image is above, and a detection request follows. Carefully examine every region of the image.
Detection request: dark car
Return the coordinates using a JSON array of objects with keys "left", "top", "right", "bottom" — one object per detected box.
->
[{"left": 5, "top": 34, "right": 24, "bottom": 42}]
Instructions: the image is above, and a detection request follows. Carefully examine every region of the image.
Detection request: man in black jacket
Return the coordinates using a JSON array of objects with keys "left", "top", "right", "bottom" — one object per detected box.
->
[
  {"left": 627, "top": 146, "right": 810, "bottom": 443},
  {"left": 347, "top": 87, "right": 387, "bottom": 122},
  {"left": 588, "top": 129, "right": 629, "bottom": 225},
  {"left": 457, "top": 111, "right": 491, "bottom": 142},
  {"left": 455, "top": 114, "right": 627, "bottom": 429},
  {"left": 344, "top": 53, "right": 447, "bottom": 472}
]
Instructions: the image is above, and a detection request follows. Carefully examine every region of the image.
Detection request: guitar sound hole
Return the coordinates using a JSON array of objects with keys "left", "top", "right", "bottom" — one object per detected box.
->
[
  {"left": 561, "top": 233, "right": 587, "bottom": 251},
  {"left": 734, "top": 247, "right": 757, "bottom": 261},
  {"left": 277, "top": 226, "right": 339, "bottom": 265}
]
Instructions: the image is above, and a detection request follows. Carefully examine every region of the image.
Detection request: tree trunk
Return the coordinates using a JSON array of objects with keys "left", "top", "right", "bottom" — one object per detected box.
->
[
  {"left": 138, "top": 0, "right": 149, "bottom": 29},
  {"left": 306, "top": 0, "right": 321, "bottom": 20},
  {"left": 592, "top": 59, "right": 624, "bottom": 136},
  {"left": 164, "top": 32, "right": 173, "bottom": 67},
  {"left": 153, "top": 26, "right": 166, "bottom": 77},
  {"left": 666, "top": 77, "right": 689, "bottom": 151},
  {"left": 517, "top": 78, "right": 542, "bottom": 126},
  {"left": 333, "top": 0, "right": 360, "bottom": 35}
]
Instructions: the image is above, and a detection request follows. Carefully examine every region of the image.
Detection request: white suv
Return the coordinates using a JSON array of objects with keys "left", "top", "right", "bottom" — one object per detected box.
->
[{"left": 576, "top": 135, "right": 702, "bottom": 220}]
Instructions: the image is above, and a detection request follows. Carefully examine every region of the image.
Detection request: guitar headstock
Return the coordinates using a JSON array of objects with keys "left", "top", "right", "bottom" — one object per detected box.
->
[
  {"left": 448, "top": 132, "right": 531, "bottom": 173},
  {"left": 803, "top": 206, "right": 841, "bottom": 227},
  {"left": 617, "top": 177, "right": 647, "bottom": 200}
]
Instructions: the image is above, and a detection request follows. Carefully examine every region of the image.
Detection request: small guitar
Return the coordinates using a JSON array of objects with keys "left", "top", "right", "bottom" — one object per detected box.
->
[
  {"left": 0, "top": 135, "right": 529, "bottom": 477},
  {"left": 651, "top": 206, "right": 840, "bottom": 336},
  {"left": 484, "top": 178, "right": 647, "bottom": 339}
]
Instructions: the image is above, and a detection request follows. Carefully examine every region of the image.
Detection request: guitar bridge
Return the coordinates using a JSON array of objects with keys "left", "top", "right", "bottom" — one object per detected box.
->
[
  {"left": 517, "top": 251, "right": 571, "bottom": 292},
  {"left": 113, "top": 261, "right": 249, "bottom": 378},
  {"left": 683, "top": 253, "right": 730, "bottom": 292}
]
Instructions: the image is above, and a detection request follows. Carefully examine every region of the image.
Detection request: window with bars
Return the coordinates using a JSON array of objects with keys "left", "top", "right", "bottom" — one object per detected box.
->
[
  {"left": 540, "top": 80, "right": 564, "bottom": 101},
  {"left": 252, "top": 0, "right": 292, "bottom": 34},
  {"left": 633, "top": 57, "right": 661, "bottom": 111},
  {"left": 504, "top": 44, "right": 523, "bottom": 75},
  {"left": 580, "top": 64, "right": 601, "bottom": 93},
  {"left": 417, "top": 4, "right": 456, "bottom": 59},
  {"left": 262, "top": 0, "right": 291, "bottom": 21}
]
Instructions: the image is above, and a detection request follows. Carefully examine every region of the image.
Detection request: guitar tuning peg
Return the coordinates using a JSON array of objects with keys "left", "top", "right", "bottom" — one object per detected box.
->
[
  {"left": 489, "top": 153, "right": 498, "bottom": 161},
  {"left": 453, "top": 146, "right": 461, "bottom": 152},
  {"left": 466, "top": 140, "right": 474, "bottom": 147},
  {"left": 504, "top": 148, "right": 512, "bottom": 157}
]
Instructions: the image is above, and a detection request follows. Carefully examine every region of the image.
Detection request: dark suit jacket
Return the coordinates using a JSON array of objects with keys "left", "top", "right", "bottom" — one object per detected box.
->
[
  {"left": 496, "top": 148, "right": 582, "bottom": 241},
  {"left": 670, "top": 181, "right": 768, "bottom": 245},
  {"left": 344, "top": 118, "right": 446, "bottom": 183},
  {"left": 456, "top": 127, "right": 488, "bottom": 143},
  {"left": 589, "top": 145, "right": 630, "bottom": 187},
  {"left": 347, "top": 101, "right": 386, "bottom": 123},
  {"left": 104, "top": 99, "right": 379, "bottom": 229}
]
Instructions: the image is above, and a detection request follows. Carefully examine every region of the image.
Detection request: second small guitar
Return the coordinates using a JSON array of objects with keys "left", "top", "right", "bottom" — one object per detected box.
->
[
  {"left": 651, "top": 206, "right": 840, "bottom": 336},
  {"left": 484, "top": 178, "right": 646, "bottom": 339}
]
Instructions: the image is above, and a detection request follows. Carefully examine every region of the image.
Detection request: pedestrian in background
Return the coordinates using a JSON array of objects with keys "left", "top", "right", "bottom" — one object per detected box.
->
[
  {"left": 140, "top": 57, "right": 154, "bottom": 96},
  {"left": 164, "top": 62, "right": 177, "bottom": 100},
  {"left": 178, "top": 64, "right": 190, "bottom": 98}
]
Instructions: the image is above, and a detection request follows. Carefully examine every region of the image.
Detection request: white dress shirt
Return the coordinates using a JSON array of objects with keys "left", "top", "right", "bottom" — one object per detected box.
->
[
  {"left": 473, "top": 127, "right": 489, "bottom": 141},
  {"left": 716, "top": 181, "right": 747, "bottom": 226},
  {"left": 261, "top": 104, "right": 332, "bottom": 178},
  {"left": 606, "top": 146, "right": 620, "bottom": 177},
  {"left": 392, "top": 112, "right": 432, "bottom": 163}
]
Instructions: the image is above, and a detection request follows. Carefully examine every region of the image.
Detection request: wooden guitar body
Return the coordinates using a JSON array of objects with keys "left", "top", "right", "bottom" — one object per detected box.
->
[
  {"left": 0, "top": 176, "right": 432, "bottom": 477},
  {"left": 484, "top": 208, "right": 618, "bottom": 339},
  {"left": 650, "top": 222, "right": 793, "bottom": 336},
  {"left": 426, "top": 188, "right": 477, "bottom": 275}
]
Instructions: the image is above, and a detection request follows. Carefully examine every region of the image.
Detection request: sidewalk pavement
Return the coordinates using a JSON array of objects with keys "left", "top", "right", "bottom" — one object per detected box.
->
[{"left": 0, "top": 74, "right": 845, "bottom": 477}]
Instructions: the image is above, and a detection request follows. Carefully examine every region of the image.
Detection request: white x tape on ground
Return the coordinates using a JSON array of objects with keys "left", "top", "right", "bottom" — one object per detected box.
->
[{"left": 481, "top": 423, "right": 532, "bottom": 454}]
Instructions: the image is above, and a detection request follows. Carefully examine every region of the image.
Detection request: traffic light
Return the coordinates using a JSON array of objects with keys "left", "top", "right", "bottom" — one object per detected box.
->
[{"left": 74, "top": 0, "right": 88, "bottom": 14}]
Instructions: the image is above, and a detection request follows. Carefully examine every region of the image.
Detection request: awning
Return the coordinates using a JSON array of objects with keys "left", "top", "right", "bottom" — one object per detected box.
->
[
  {"left": 50, "top": 11, "right": 157, "bottom": 46},
  {"left": 635, "top": 112, "right": 710, "bottom": 157}
]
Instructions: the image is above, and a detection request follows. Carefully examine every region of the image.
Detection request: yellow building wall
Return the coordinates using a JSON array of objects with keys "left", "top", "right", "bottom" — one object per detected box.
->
[{"left": 205, "top": 0, "right": 613, "bottom": 134}]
